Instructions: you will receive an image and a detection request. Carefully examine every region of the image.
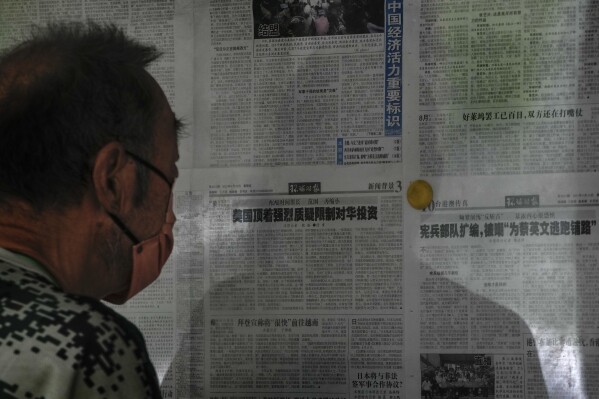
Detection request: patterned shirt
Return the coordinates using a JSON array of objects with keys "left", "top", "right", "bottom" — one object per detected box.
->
[{"left": 0, "top": 249, "right": 162, "bottom": 398}]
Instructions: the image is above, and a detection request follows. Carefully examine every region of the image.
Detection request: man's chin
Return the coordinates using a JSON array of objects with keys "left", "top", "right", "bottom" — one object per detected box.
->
[
  {"left": 103, "top": 292, "right": 128, "bottom": 304},
  {"left": 102, "top": 284, "right": 131, "bottom": 304}
]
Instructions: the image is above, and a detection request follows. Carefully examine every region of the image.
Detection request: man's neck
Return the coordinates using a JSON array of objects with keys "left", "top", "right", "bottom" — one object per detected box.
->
[
  {"left": 0, "top": 204, "right": 66, "bottom": 284},
  {"left": 0, "top": 201, "right": 92, "bottom": 296}
]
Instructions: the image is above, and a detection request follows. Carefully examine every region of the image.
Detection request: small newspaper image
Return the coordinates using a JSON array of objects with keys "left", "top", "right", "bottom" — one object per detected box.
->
[
  {"left": 420, "top": 354, "right": 495, "bottom": 399},
  {"left": 252, "top": 0, "right": 385, "bottom": 39}
]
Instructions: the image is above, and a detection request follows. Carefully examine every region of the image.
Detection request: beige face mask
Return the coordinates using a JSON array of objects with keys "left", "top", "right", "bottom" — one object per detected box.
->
[
  {"left": 104, "top": 151, "right": 176, "bottom": 304},
  {"left": 104, "top": 194, "right": 175, "bottom": 304}
]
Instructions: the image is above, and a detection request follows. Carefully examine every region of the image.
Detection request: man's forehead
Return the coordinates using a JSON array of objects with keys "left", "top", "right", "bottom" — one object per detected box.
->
[
  {"left": 173, "top": 115, "right": 185, "bottom": 147},
  {"left": 147, "top": 77, "right": 181, "bottom": 159},
  {"left": 151, "top": 102, "right": 180, "bottom": 173}
]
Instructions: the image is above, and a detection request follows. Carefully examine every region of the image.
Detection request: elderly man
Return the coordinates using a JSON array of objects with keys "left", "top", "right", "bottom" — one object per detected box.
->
[{"left": 0, "top": 22, "right": 181, "bottom": 398}]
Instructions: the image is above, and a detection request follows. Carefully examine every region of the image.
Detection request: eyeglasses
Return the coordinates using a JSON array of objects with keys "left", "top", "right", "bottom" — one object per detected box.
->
[
  {"left": 126, "top": 150, "right": 174, "bottom": 188},
  {"left": 108, "top": 151, "right": 174, "bottom": 245}
]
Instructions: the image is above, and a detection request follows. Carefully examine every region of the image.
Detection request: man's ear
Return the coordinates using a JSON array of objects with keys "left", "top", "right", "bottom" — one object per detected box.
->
[{"left": 92, "top": 142, "right": 137, "bottom": 213}]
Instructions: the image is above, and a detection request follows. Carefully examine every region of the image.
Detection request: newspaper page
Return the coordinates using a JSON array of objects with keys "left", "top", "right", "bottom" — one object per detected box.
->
[
  {"left": 401, "top": 1, "right": 599, "bottom": 398},
  {"left": 402, "top": 0, "right": 599, "bottom": 177},
  {"left": 193, "top": 0, "right": 401, "bottom": 168},
  {"left": 403, "top": 174, "right": 599, "bottom": 398},
  {"left": 172, "top": 165, "right": 402, "bottom": 399}
]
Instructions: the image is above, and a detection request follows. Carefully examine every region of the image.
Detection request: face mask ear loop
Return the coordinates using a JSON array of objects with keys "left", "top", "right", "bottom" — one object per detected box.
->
[{"left": 107, "top": 212, "right": 140, "bottom": 245}]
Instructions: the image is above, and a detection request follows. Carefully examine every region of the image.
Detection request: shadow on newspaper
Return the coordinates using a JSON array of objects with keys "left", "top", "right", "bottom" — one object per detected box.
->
[
  {"left": 416, "top": 260, "right": 567, "bottom": 399},
  {"left": 161, "top": 268, "right": 556, "bottom": 398}
]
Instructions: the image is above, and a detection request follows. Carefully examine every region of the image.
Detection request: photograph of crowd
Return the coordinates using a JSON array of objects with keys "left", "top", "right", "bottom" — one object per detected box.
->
[
  {"left": 253, "top": 0, "right": 385, "bottom": 38},
  {"left": 420, "top": 354, "right": 495, "bottom": 399}
]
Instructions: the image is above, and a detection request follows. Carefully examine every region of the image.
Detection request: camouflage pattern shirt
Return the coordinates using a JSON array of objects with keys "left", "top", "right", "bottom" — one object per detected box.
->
[{"left": 0, "top": 249, "right": 162, "bottom": 398}]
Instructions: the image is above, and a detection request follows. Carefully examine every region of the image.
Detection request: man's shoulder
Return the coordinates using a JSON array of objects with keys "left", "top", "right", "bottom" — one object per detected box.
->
[
  {"left": 0, "top": 260, "right": 134, "bottom": 332},
  {"left": 0, "top": 261, "right": 161, "bottom": 398}
]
